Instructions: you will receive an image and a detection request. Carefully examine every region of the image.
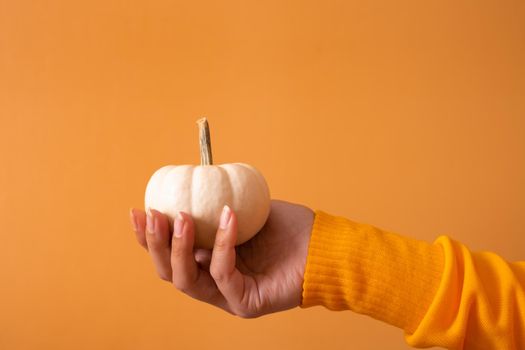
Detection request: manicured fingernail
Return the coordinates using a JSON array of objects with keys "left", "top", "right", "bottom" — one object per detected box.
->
[
  {"left": 129, "top": 208, "right": 138, "bottom": 232},
  {"left": 174, "top": 212, "right": 184, "bottom": 238},
  {"left": 219, "top": 205, "right": 232, "bottom": 230},
  {"left": 146, "top": 208, "right": 155, "bottom": 234}
]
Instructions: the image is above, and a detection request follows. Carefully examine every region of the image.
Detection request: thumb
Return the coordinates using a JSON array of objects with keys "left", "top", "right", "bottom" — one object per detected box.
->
[{"left": 210, "top": 205, "right": 258, "bottom": 317}]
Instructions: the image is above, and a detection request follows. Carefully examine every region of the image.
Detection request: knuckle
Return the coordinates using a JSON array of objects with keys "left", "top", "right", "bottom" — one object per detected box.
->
[
  {"left": 172, "top": 278, "right": 190, "bottom": 294},
  {"left": 213, "top": 236, "right": 230, "bottom": 251},
  {"left": 137, "top": 240, "right": 149, "bottom": 251},
  {"left": 147, "top": 238, "right": 162, "bottom": 250},
  {"left": 235, "top": 309, "right": 257, "bottom": 319},
  {"left": 158, "top": 272, "right": 172, "bottom": 282},
  {"left": 209, "top": 266, "right": 226, "bottom": 283},
  {"left": 171, "top": 244, "right": 186, "bottom": 260}
]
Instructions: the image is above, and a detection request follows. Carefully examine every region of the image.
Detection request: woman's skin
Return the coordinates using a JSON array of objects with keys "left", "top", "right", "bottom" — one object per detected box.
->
[{"left": 129, "top": 199, "right": 314, "bottom": 318}]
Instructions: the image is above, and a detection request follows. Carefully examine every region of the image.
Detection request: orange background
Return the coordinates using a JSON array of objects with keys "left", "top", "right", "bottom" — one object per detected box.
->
[{"left": 1, "top": 1, "right": 524, "bottom": 349}]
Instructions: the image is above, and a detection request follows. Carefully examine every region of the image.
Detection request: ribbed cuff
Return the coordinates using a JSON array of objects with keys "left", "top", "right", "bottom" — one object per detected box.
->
[{"left": 300, "top": 210, "right": 445, "bottom": 333}]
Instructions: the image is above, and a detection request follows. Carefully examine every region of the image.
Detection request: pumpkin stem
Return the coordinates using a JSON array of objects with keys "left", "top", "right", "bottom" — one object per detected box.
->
[{"left": 196, "top": 117, "right": 213, "bottom": 165}]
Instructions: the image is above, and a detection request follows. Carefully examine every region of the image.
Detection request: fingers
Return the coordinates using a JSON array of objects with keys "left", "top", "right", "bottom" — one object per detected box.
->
[
  {"left": 130, "top": 206, "right": 243, "bottom": 315},
  {"left": 170, "top": 213, "right": 232, "bottom": 310},
  {"left": 130, "top": 208, "right": 148, "bottom": 250},
  {"left": 210, "top": 205, "right": 259, "bottom": 317},
  {"left": 145, "top": 208, "right": 173, "bottom": 281},
  {"left": 170, "top": 212, "right": 199, "bottom": 291}
]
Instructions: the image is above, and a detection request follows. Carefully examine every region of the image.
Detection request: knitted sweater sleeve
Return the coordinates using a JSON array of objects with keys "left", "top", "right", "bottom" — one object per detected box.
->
[{"left": 300, "top": 210, "right": 525, "bottom": 349}]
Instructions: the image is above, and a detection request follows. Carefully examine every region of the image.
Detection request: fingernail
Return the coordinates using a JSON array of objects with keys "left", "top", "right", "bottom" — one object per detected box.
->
[
  {"left": 219, "top": 205, "right": 232, "bottom": 230},
  {"left": 129, "top": 208, "right": 138, "bottom": 232},
  {"left": 174, "top": 212, "right": 184, "bottom": 238},
  {"left": 146, "top": 208, "right": 155, "bottom": 234}
]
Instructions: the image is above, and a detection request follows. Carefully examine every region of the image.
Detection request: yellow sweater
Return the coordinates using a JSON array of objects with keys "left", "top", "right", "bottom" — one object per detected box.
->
[{"left": 301, "top": 210, "right": 525, "bottom": 349}]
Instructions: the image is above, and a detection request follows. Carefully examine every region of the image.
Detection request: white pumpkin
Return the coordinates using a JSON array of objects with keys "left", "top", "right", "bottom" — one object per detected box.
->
[{"left": 144, "top": 118, "right": 271, "bottom": 249}]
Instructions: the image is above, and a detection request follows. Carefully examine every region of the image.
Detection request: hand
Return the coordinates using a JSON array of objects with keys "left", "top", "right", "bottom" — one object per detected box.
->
[{"left": 129, "top": 199, "right": 314, "bottom": 318}]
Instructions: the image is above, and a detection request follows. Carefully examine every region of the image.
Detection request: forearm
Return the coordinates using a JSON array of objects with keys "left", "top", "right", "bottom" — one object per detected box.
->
[{"left": 300, "top": 210, "right": 525, "bottom": 349}]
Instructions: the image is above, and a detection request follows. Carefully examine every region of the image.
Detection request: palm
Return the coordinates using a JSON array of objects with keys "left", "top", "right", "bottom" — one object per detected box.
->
[{"left": 233, "top": 200, "right": 314, "bottom": 314}]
